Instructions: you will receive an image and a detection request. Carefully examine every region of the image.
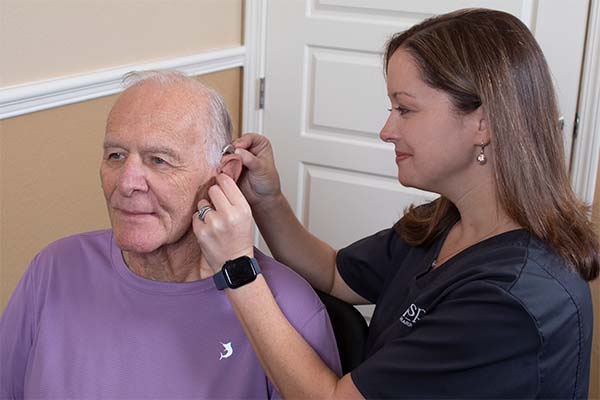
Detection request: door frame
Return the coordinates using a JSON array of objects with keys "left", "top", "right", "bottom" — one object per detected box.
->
[
  {"left": 570, "top": 1, "right": 600, "bottom": 208},
  {"left": 242, "top": 0, "right": 267, "bottom": 134},
  {"left": 242, "top": 0, "right": 600, "bottom": 206}
]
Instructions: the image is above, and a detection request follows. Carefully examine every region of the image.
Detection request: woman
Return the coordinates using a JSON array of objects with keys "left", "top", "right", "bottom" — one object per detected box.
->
[{"left": 193, "top": 8, "right": 598, "bottom": 399}]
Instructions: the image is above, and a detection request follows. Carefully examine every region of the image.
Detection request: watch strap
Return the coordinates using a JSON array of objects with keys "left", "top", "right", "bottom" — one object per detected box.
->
[
  {"left": 213, "top": 268, "right": 228, "bottom": 290},
  {"left": 248, "top": 257, "right": 262, "bottom": 274}
]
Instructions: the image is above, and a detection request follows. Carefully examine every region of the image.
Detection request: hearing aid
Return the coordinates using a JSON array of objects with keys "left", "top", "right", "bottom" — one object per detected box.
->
[{"left": 221, "top": 144, "right": 235, "bottom": 156}]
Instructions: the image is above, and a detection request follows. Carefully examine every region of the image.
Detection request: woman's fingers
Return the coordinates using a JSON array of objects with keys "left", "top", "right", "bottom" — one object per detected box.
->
[
  {"left": 216, "top": 174, "right": 251, "bottom": 208},
  {"left": 235, "top": 147, "right": 261, "bottom": 171},
  {"left": 207, "top": 181, "right": 232, "bottom": 212},
  {"left": 193, "top": 174, "right": 254, "bottom": 272},
  {"left": 233, "top": 132, "right": 264, "bottom": 154}
]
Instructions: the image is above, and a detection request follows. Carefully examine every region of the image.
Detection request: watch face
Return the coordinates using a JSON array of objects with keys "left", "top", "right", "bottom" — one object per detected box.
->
[{"left": 223, "top": 257, "right": 257, "bottom": 288}]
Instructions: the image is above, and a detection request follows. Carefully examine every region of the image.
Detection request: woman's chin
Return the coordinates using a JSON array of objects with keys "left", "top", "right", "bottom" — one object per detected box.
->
[
  {"left": 396, "top": 175, "right": 434, "bottom": 194},
  {"left": 396, "top": 174, "right": 416, "bottom": 189}
]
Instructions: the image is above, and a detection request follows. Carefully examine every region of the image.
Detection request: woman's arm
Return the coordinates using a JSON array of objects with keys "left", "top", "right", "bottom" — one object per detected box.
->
[
  {"left": 193, "top": 174, "right": 364, "bottom": 398},
  {"left": 234, "top": 134, "right": 367, "bottom": 304},
  {"left": 252, "top": 191, "right": 366, "bottom": 303},
  {"left": 228, "top": 275, "right": 363, "bottom": 399}
]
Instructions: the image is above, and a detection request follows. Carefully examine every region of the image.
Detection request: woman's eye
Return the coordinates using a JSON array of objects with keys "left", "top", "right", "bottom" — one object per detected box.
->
[{"left": 387, "top": 106, "right": 410, "bottom": 115}]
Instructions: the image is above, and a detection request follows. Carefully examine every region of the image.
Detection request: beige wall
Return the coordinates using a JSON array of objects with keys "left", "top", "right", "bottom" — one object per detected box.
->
[
  {"left": 0, "top": 68, "right": 242, "bottom": 311},
  {"left": 0, "top": 0, "right": 242, "bottom": 86}
]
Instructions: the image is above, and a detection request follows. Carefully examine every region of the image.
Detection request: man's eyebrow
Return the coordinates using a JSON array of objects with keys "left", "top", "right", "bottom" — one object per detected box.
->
[
  {"left": 144, "top": 146, "right": 181, "bottom": 162},
  {"left": 102, "top": 142, "right": 182, "bottom": 162},
  {"left": 103, "top": 141, "right": 126, "bottom": 150}
]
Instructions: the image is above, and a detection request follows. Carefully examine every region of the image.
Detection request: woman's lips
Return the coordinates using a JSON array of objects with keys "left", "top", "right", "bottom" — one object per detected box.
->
[{"left": 395, "top": 152, "right": 411, "bottom": 162}]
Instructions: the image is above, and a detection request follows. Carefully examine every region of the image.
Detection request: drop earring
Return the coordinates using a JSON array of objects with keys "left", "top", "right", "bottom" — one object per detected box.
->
[{"left": 477, "top": 142, "right": 487, "bottom": 165}]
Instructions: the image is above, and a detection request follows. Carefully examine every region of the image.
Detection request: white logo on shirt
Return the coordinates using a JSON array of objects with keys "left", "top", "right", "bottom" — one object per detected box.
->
[
  {"left": 219, "top": 342, "right": 233, "bottom": 360},
  {"left": 399, "top": 303, "right": 426, "bottom": 327}
]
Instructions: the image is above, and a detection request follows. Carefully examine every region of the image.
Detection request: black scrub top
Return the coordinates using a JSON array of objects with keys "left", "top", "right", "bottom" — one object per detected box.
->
[{"left": 337, "top": 226, "right": 593, "bottom": 399}]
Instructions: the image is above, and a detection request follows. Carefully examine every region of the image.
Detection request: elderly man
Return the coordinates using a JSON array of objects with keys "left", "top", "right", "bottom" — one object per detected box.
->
[{"left": 0, "top": 71, "right": 340, "bottom": 398}]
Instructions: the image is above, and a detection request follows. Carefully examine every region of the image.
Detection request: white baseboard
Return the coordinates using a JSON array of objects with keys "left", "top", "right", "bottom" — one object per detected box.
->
[{"left": 0, "top": 46, "right": 245, "bottom": 120}]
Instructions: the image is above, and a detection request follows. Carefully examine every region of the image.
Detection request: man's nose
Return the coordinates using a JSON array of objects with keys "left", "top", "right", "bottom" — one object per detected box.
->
[{"left": 117, "top": 157, "right": 149, "bottom": 196}]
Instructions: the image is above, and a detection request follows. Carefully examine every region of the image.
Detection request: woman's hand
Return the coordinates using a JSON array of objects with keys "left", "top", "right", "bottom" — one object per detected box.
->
[
  {"left": 233, "top": 133, "right": 282, "bottom": 209},
  {"left": 193, "top": 174, "right": 255, "bottom": 272}
]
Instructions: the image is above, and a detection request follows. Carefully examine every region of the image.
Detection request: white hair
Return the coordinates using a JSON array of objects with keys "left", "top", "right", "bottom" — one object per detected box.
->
[{"left": 121, "top": 70, "right": 233, "bottom": 167}]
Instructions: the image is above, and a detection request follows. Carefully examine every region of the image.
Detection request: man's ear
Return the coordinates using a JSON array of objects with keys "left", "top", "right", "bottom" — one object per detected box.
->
[{"left": 218, "top": 153, "right": 243, "bottom": 182}]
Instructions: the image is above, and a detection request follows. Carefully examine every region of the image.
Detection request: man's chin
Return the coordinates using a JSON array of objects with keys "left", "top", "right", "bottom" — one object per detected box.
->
[
  {"left": 117, "top": 242, "right": 161, "bottom": 255},
  {"left": 112, "top": 230, "right": 162, "bottom": 255}
]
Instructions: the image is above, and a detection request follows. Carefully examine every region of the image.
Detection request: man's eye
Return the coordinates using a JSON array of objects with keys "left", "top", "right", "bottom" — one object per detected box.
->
[
  {"left": 152, "top": 157, "right": 167, "bottom": 165},
  {"left": 107, "top": 152, "right": 124, "bottom": 160}
]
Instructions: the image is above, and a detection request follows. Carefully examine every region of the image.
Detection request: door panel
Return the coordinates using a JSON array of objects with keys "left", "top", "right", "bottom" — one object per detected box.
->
[
  {"left": 309, "top": 47, "right": 386, "bottom": 139},
  {"left": 302, "top": 164, "right": 430, "bottom": 249}
]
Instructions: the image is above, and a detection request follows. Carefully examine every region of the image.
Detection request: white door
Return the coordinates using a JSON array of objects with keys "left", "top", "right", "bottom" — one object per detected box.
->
[{"left": 261, "top": 0, "right": 589, "bottom": 317}]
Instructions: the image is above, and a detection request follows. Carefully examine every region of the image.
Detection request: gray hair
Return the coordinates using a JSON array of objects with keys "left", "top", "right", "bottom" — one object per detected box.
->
[{"left": 121, "top": 70, "right": 233, "bottom": 167}]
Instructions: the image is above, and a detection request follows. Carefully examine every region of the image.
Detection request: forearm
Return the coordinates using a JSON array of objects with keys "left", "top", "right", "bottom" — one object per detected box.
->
[
  {"left": 226, "top": 276, "right": 358, "bottom": 399},
  {"left": 193, "top": 174, "right": 363, "bottom": 398},
  {"left": 252, "top": 193, "right": 338, "bottom": 294}
]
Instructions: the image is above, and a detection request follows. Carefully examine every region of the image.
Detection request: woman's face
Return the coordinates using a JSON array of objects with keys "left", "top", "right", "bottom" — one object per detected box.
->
[{"left": 380, "top": 48, "right": 480, "bottom": 195}]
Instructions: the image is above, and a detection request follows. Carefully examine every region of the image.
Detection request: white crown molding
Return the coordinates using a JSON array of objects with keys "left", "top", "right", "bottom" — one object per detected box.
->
[
  {"left": 0, "top": 46, "right": 245, "bottom": 120},
  {"left": 570, "top": 0, "right": 600, "bottom": 206}
]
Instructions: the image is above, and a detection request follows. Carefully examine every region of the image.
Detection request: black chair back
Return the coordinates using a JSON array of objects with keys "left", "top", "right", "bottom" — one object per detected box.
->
[{"left": 316, "top": 290, "right": 369, "bottom": 375}]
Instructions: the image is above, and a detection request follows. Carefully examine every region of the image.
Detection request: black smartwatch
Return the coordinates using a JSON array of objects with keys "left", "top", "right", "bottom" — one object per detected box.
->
[{"left": 213, "top": 256, "right": 262, "bottom": 290}]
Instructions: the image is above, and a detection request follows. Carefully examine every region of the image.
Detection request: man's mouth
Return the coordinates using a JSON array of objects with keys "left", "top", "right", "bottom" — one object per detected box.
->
[{"left": 115, "top": 208, "right": 155, "bottom": 216}]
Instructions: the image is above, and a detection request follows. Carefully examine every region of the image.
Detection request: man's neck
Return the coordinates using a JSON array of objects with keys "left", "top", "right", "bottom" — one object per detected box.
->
[{"left": 122, "top": 229, "right": 214, "bottom": 282}]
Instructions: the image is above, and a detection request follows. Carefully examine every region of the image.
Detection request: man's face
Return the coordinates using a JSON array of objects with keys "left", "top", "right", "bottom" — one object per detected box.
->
[{"left": 100, "top": 81, "right": 215, "bottom": 254}]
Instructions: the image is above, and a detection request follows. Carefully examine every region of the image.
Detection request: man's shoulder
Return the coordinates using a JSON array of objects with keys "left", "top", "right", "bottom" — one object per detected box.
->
[
  {"left": 31, "top": 229, "right": 113, "bottom": 273},
  {"left": 39, "top": 229, "right": 112, "bottom": 257},
  {"left": 255, "top": 248, "right": 319, "bottom": 298},
  {"left": 42, "top": 229, "right": 110, "bottom": 247},
  {"left": 255, "top": 248, "right": 325, "bottom": 317},
  {"left": 15, "top": 230, "right": 114, "bottom": 303}
]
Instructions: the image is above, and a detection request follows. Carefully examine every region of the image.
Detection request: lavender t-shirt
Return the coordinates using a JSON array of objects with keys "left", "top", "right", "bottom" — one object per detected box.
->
[{"left": 0, "top": 230, "right": 341, "bottom": 399}]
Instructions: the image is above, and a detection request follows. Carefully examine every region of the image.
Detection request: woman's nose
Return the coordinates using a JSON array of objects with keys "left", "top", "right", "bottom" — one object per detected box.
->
[{"left": 379, "top": 114, "right": 397, "bottom": 143}]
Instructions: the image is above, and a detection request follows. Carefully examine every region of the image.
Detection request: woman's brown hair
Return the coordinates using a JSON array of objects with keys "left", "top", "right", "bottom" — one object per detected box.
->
[{"left": 387, "top": 8, "right": 599, "bottom": 281}]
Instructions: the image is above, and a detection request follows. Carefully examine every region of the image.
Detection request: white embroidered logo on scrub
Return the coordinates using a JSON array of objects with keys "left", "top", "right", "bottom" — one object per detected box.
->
[
  {"left": 400, "top": 303, "right": 426, "bottom": 327},
  {"left": 219, "top": 342, "right": 233, "bottom": 360}
]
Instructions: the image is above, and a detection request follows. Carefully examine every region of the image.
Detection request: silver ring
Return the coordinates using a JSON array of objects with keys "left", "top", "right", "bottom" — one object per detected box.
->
[{"left": 197, "top": 205, "right": 213, "bottom": 222}]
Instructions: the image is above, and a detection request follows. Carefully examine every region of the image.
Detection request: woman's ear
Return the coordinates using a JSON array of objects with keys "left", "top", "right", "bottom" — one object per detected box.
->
[
  {"left": 218, "top": 153, "right": 243, "bottom": 182},
  {"left": 470, "top": 106, "right": 490, "bottom": 146}
]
